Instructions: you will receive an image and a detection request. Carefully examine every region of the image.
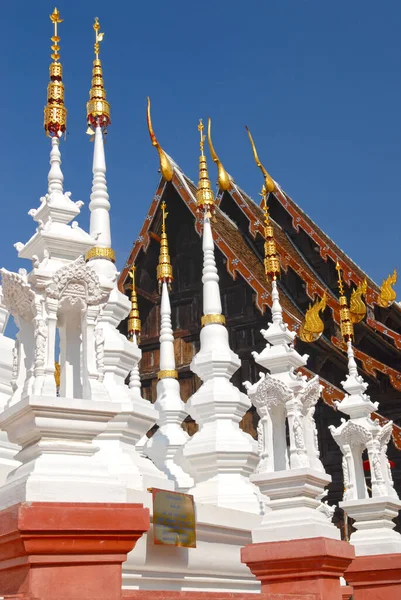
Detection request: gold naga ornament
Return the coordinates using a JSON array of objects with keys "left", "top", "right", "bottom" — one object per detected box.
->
[
  {"left": 196, "top": 119, "right": 215, "bottom": 216},
  {"left": 377, "top": 269, "right": 397, "bottom": 308},
  {"left": 127, "top": 265, "right": 141, "bottom": 343},
  {"left": 207, "top": 118, "right": 231, "bottom": 191},
  {"left": 156, "top": 201, "right": 174, "bottom": 292},
  {"left": 299, "top": 293, "right": 327, "bottom": 343},
  {"left": 261, "top": 186, "right": 280, "bottom": 281},
  {"left": 86, "top": 17, "right": 110, "bottom": 135},
  {"left": 146, "top": 97, "right": 174, "bottom": 182},
  {"left": 349, "top": 278, "right": 367, "bottom": 324},
  {"left": 336, "top": 262, "right": 354, "bottom": 342},
  {"left": 246, "top": 126, "right": 275, "bottom": 194},
  {"left": 44, "top": 8, "right": 67, "bottom": 138}
]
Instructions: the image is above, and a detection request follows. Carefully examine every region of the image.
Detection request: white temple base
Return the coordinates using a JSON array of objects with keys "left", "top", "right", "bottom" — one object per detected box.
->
[
  {"left": 0, "top": 431, "right": 19, "bottom": 486},
  {"left": 251, "top": 467, "right": 340, "bottom": 542},
  {"left": 123, "top": 491, "right": 261, "bottom": 592},
  {"left": 0, "top": 395, "right": 126, "bottom": 509},
  {"left": 341, "top": 497, "right": 401, "bottom": 556}
]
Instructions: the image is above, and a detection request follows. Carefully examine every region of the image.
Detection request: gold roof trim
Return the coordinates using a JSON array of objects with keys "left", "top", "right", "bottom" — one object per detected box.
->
[
  {"left": 86, "top": 17, "right": 110, "bottom": 132},
  {"left": 336, "top": 262, "right": 354, "bottom": 342},
  {"left": 261, "top": 186, "right": 280, "bottom": 280},
  {"left": 377, "top": 269, "right": 397, "bottom": 308},
  {"left": 207, "top": 118, "right": 230, "bottom": 191},
  {"left": 147, "top": 97, "right": 173, "bottom": 182},
  {"left": 196, "top": 119, "right": 215, "bottom": 214},
  {"left": 299, "top": 293, "right": 327, "bottom": 343},
  {"left": 128, "top": 265, "right": 141, "bottom": 340},
  {"left": 44, "top": 8, "right": 67, "bottom": 138},
  {"left": 245, "top": 126, "right": 275, "bottom": 193},
  {"left": 157, "top": 201, "right": 173, "bottom": 291},
  {"left": 350, "top": 278, "right": 367, "bottom": 324}
]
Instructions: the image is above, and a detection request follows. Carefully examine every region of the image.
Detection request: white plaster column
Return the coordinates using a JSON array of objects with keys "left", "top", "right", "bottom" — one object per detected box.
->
[{"left": 89, "top": 126, "right": 111, "bottom": 249}]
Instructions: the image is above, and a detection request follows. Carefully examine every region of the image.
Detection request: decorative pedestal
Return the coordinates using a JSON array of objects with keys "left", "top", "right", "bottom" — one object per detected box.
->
[
  {"left": 0, "top": 502, "right": 149, "bottom": 600},
  {"left": 242, "top": 537, "right": 355, "bottom": 600},
  {"left": 345, "top": 553, "right": 401, "bottom": 599}
]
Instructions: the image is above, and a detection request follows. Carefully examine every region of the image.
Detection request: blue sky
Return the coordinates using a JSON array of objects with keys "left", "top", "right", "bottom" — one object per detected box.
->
[{"left": 0, "top": 1, "right": 400, "bottom": 303}]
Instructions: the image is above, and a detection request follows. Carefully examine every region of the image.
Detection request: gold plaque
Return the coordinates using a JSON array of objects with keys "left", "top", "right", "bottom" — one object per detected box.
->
[{"left": 150, "top": 488, "right": 196, "bottom": 548}]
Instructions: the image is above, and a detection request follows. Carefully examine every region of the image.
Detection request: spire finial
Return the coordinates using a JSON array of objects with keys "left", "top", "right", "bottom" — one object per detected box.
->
[
  {"left": 260, "top": 185, "right": 280, "bottom": 281},
  {"left": 146, "top": 97, "right": 173, "bottom": 181},
  {"left": 207, "top": 117, "right": 231, "bottom": 191},
  {"left": 86, "top": 16, "right": 110, "bottom": 134},
  {"left": 336, "top": 262, "right": 354, "bottom": 342},
  {"left": 44, "top": 8, "right": 67, "bottom": 138},
  {"left": 246, "top": 126, "right": 275, "bottom": 193},
  {"left": 157, "top": 201, "right": 173, "bottom": 292},
  {"left": 128, "top": 265, "right": 141, "bottom": 342},
  {"left": 196, "top": 119, "right": 215, "bottom": 214}
]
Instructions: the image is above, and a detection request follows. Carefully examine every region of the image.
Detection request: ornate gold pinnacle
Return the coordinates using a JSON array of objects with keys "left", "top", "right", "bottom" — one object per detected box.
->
[
  {"left": 44, "top": 8, "right": 67, "bottom": 138},
  {"left": 336, "top": 262, "right": 354, "bottom": 342},
  {"left": 261, "top": 185, "right": 280, "bottom": 281},
  {"left": 246, "top": 126, "right": 275, "bottom": 193},
  {"left": 147, "top": 97, "right": 174, "bottom": 181},
  {"left": 128, "top": 265, "right": 141, "bottom": 341},
  {"left": 156, "top": 201, "right": 174, "bottom": 292},
  {"left": 196, "top": 119, "right": 215, "bottom": 214},
  {"left": 86, "top": 17, "right": 110, "bottom": 133}
]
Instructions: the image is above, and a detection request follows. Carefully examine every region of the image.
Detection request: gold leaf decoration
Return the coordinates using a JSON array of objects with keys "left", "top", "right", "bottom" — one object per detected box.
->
[
  {"left": 378, "top": 269, "right": 397, "bottom": 308},
  {"left": 350, "top": 278, "right": 367, "bottom": 324},
  {"left": 299, "top": 293, "right": 327, "bottom": 343}
]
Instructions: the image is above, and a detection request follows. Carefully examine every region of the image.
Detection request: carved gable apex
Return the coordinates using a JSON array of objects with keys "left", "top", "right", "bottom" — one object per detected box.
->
[
  {"left": 0, "top": 268, "right": 35, "bottom": 320},
  {"left": 249, "top": 372, "right": 293, "bottom": 414},
  {"left": 330, "top": 419, "right": 373, "bottom": 447},
  {"left": 46, "top": 256, "right": 109, "bottom": 306},
  {"left": 298, "top": 375, "right": 322, "bottom": 411}
]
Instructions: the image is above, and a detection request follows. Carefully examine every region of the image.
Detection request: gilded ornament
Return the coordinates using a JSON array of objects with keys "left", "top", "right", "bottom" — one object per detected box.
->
[
  {"left": 85, "top": 246, "right": 116, "bottom": 263},
  {"left": 156, "top": 201, "right": 173, "bottom": 291},
  {"left": 350, "top": 278, "right": 367, "bottom": 324},
  {"left": 44, "top": 8, "right": 67, "bottom": 138},
  {"left": 201, "top": 313, "right": 226, "bottom": 327},
  {"left": 260, "top": 186, "right": 280, "bottom": 280},
  {"left": 128, "top": 265, "right": 141, "bottom": 340},
  {"left": 147, "top": 97, "right": 174, "bottom": 181},
  {"left": 299, "top": 293, "right": 327, "bottom": 343},
  {"left": 158, "top": 369, "right": 178, "bottom": 380},
  {"left": 377, "top": 269, "right": 397, "bottom": 308},
  {"left": 54, "top": 361, "right": 60, "bottom": 388},
  {"left": 245, "top": 126, "right": 275, "bottom": 193},
  {"left": 196, "top": 119, "right": 215, "bottom": 213},
  {"left": 87, "top": 17, "right": 110, "bottom": 131},
  {"left": 207, "top": 117, "right": 231, "bottom": 191},
  {"left": 336, "top": 262, "right": 354, "bottom": 342}
]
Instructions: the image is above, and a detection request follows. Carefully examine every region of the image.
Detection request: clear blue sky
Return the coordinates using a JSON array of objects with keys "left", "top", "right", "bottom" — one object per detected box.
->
[{"left": 0, "top": 1, "right": 400, "bottom": 298}]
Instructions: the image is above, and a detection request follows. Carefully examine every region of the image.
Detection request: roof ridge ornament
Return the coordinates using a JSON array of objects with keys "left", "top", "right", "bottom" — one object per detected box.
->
[
  {"left": 44, "top": 7, "right": 67, "bottom": 138},
  {"left": 86, "top": 16, "right": 110, "bottom": 135},
  {"left": 207, "top": 118, "right": 230, "bottom": 191},
  {"left": 350, "top": 278, "right": 367, "bottom": 324},
  {"left": 378, "top": 269, "right": 397, "bottom": 308},
  {"left": 299, "top": 293, "right": 327, "bottom": 343},
  {"left": 146, "top": 97, "right": 174, "bottom": 182},
  {"left": 245, "top": 126, "right": 275, "bottom": 193}
]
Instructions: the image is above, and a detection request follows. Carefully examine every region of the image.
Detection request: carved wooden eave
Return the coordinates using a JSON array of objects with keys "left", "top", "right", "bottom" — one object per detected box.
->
[{"left": 118, "top": 159, "right": 401, "bottom": 451}]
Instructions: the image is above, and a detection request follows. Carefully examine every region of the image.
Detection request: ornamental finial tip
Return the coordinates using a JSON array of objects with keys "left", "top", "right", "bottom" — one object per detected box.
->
[
  {"left": 128, "top": 265, "right": 141, "bottom": 341},
  {"left": 196, "top": 118, "right": 214, "bottom": 213},
  {"left": 44, "top": 7, "right": 67, "bottom": 138},
  {"left": 260, "top": 185, "right": 280, "bottom": 281},
  {"left": 157, "top": 201, "right": 173, "bottom": 291},
  {"left": 87, "top": 16, "right": 110, "bottom": 132},
  {"left": 336, "top": 262, "right": 354, "bottom": 342}
]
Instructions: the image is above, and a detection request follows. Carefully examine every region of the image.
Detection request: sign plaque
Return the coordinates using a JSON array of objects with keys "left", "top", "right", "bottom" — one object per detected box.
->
[{"left": 150, "top": 488, "right": 196, "bottom": 548}]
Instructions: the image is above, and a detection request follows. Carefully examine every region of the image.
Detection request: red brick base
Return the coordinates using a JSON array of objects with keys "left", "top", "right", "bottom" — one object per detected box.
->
[
  {"left": 0, "top": 502, "right": 149, "bottom": 600},
  {"left": 345, "top": 553, "right": 401, "bottom": 599},
  {"left": 241, "top": 537, "right": 355, "bottom": 600}
]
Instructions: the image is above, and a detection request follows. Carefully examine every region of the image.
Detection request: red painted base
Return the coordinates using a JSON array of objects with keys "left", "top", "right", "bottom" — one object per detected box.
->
[
  {"left": 345, "top": 553, "right": 401, "bottom": 600},
  {"left": 0, "top": 502, "right": 149, "bottom": 600},
  {"left": 241, "top": 537, "right": 355, "bottom": 600}
]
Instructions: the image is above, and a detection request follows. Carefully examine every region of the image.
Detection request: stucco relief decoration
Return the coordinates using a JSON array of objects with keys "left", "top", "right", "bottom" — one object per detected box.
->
[
  {"left": 0, "top": 268, "right": 35, "bottom": 320},
  {"left": 246, "top": 372, "right": 293, "bottom": 413},
  {"left": 94, "top": 327, "right": 105, "bottom": 376},
  {"left": 46, "top": 256, "right": 109, "bottom": 306},
  {"left": 34, "top": 319, "right": 48, "bottom": 368}
]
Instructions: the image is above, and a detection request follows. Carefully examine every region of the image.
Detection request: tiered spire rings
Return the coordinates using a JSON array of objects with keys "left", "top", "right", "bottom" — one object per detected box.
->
[
  {"left": 156, "top": 202, "right": 173, "bottom": 292},
  {"left": 44, "top": 8, "right": 67, "bottom": 138},
  {"left": 128, "top": 265, "right": 141, "bottom": 342},
  {"left": 336, "top": 262, "right": 354, "bottom": 343},
  {"left": 260, "top": 186, "right": 280, "bottom": 281},
  {"left": 86, "top": 17, "right": 110, "bottom": 133},
  {"left": 196, "top": 119, "right": 215, "bottom": 215}
]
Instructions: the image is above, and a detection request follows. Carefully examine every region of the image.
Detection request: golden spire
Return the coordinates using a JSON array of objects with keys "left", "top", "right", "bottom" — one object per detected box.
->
[
  {"left": 128, "top": 265, "right": 141, "bottom": 341},
  {"left": 207, "top": 118, "right": 230, "bottom": 191},
  {"left": 147, "top": 97, "right": 174, "bottom": 181},
  {"left": 86, "top": 17, "right": 110, "bottom": 133},
  {"left": 157, "top": 201, "right": 174, "bottom": 292},
  {"left": 246, "top": 126, "right": 275, "bottom": 193},
  {"left": 299, "top": 293, "right": 327, "bottom": 343},
  {"left": 261, "top": 185, "right": 280, "bottom": 281},
  {"left": 336, "top": 262, "right": 354, "bottom": 342},
  {"left": 377, "top": 269, "right": 397, "bottom": 308},
  {"left": 44, "top": 8, "right": 67, "bottom": 138},
  {"left": 350, "top": 278, "right": 367, "bottom": 324},
  {"left": 196, "top": 119, "right": 215, "bottom": 214}
]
